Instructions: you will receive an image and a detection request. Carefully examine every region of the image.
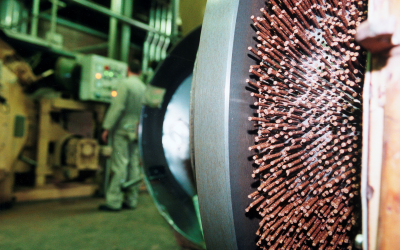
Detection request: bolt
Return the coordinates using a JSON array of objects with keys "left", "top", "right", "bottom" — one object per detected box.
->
[{"left": 355, "top": 234, "right": 363, "bottom": 249}]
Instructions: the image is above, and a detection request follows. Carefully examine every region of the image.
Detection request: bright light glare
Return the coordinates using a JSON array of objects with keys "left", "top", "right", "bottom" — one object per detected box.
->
[{"left": 111, "top": 90, "right": 117, "bottom": 97}]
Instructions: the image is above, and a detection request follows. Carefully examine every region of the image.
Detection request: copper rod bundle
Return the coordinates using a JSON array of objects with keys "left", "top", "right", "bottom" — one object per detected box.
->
[{"left": 246, "top": 0, "right": 366, "bottom": 249}]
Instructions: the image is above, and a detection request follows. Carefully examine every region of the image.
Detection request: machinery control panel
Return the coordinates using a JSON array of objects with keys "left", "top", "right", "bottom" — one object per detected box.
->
[{"left": 78, "top": 54, "right": 127, "bottom": 102}]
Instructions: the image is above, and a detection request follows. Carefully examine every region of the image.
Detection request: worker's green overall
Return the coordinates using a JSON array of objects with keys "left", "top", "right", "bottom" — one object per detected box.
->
[{"left": 103, "top": 76, "right": 146, "bottom": 209}]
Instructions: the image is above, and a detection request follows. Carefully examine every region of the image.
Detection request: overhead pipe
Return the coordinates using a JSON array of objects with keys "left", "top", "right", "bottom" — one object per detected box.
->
[
  {"left": 30, "top": 0, "right": 40, "bottom": 37},
  {"left": 120, "top": 0, "right": 133, "bottom": 63},
  {"left": 68, "top": 0, "right": 169, "bottom": 37},
  {"left": 40, "top": 13, "right": 107, "bottom": 39},
  {"left": 171, "top": 0, "right": 179, "bottom": 42},
  {"left": 108, "top": 0, "right": 122, "bottom": 59},
  {"left": 50, "top": 0, "right": 59, "bottom": 34},
  {"left": 72, "top": 42, "right": 109, "bottom": 52}
]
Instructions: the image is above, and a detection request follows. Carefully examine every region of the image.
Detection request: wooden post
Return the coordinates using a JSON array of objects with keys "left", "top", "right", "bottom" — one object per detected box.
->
[
  {"left": 356, "top": 1, "right": 400, "bottom": 249},
  {"left": 377, "top": 1, "right": 400, "bottom": 249},
  {"left": 377, "top": 46, "right": 400, "bottom": 250}
]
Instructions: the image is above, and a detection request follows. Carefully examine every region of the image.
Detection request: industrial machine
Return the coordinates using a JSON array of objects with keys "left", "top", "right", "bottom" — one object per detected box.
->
[
  {"left": 3, "top": 0, "right": 399, "bottom": 249},
  {"left": 0, "top": 22, "right": 204, "bottom": 247},
  {"left": 33, "top": 97, "right": 105, "bottom": 187},
  {"left": 78, "top": 54, "right": 127, "bottom": 102},
  {"left": 190, "top": 0, "right": 400, "bottom": 250},
  {"left": 25, "top": 53, "right": 129, "bottom": 190},
  {"left": 0, "top": 0, "right": 202, "bottom": 244},
  {"left": 191, "top": 1, "right": 365, "bottom": 250},
  {"left": 0, "top": 61, "right": 33, "bottom": 205},
  {"left": 0, "top": 42, "right": 124, "bottom": 201},
  {"left": 0, "top": 0, "right": 205, "bottom": 248},
  {"left": 55, "top": 54, "right": 128, "bottom": 103}
]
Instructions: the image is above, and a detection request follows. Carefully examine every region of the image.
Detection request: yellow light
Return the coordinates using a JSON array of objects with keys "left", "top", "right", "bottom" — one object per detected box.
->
[
  {"left": 95, "top": 73, "right": 102, "bottom": 79},
  {"left": 111, "top": 90, "right": 117, "bottom": 97}
]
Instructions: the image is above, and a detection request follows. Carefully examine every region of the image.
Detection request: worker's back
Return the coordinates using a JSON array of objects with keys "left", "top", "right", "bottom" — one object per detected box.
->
[
  {"left": 103, "top": 75, "right": 146, "bottom": 139},
  {"left": 118, "top": 76, "right": 146, "bottom": 131}
]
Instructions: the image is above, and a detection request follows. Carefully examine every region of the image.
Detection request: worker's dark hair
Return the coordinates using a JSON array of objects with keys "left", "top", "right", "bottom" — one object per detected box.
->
[{"left": 129, "top": 59, "right": 141, "bottom": 74}]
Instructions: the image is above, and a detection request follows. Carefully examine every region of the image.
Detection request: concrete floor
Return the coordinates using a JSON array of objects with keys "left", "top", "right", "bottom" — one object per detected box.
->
[{"left": 0, "top": 192, "right": 182, "bottom": 250}]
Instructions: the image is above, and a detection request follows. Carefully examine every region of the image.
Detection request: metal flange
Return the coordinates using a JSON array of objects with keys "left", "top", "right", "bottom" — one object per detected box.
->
[{"left": 191, "top": 1, "right": 265, "bottom": 249}]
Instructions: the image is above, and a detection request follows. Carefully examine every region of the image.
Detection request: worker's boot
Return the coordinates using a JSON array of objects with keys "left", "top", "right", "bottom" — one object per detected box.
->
[{"left": 98, "top": 204, "right": 121, "bottom": 212}]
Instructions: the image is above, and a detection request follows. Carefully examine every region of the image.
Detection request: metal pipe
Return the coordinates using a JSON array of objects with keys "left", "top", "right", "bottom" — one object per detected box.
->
[
  {"left": 68, "top": 0, "right": 167, "bottom": 36},
  {"left": 108, "top": 0, "right": 122, "bottom": 59},
  {"left": 120, "top": 0, "right": 133, "bottom": 63},
  {"left": 171, "top": 0, "right": 179, "bottom": 42},
  {"left": 50, "top": 0, "right": 59, "bottom": 34},
  {"left": 2, "top": 29, "right": 76, "bottom": 58},
  {"left": 39, "top": 13, "right": 107, "bottom": 39},
  {"left": 72, "top": 42, "right": 109, "bottom": 52},
  {"left": 30, "top": 0, "right": 40, "bottom": 36},
  {"left": 19, "top": 155, "right": 37, "bottom": 166},
  {"left": 20, "top": 6, "right": 28, "bottom": 34}
]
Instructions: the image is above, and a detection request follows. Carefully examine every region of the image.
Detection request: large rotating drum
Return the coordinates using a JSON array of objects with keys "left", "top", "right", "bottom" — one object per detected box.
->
[
  {"left": 191, "top": 1, "right": 262, "bottom": 249},
  {"left": 192, "top": 0, "right": 367, "bottom": 249},
  {"left": 139, "top": 27, "right": 203, "bottom": 246}
]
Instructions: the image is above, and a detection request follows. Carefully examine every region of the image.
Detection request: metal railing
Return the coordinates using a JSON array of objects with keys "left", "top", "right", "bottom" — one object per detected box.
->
[{"left": 0, "top": 0, "right": 180, "bottom": 63}]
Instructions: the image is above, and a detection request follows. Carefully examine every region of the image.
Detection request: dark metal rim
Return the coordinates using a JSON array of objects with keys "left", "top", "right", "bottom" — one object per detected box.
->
[
  {"left": 192, "top": 0, "right": 266, "bottom": 249},
  {"left": 139, "top": 27, "right": 204, "bottom": 245}
]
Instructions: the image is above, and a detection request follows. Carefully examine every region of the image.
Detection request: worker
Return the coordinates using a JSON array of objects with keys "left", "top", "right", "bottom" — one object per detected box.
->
[{"left": 99, "top": 60, "right": 146, "bottom": 211}]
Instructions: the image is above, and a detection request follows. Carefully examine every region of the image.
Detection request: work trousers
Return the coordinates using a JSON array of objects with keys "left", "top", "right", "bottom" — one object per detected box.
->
[{"left": 106, "top": 133, "right": 141, "bottom": 209}]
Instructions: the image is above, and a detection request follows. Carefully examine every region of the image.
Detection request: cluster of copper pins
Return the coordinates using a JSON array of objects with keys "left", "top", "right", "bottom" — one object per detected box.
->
[{"left": 246, "top": 0, "right": 367, "bottom": 249}]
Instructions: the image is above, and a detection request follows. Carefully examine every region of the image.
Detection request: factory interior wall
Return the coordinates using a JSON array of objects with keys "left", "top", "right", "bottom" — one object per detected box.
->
[{"left": 179, "top": 0, "right": 207, "bottom": 36}]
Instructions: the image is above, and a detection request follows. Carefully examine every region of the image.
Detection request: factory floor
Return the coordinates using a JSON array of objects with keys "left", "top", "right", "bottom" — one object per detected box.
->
[{"left": 0, "top": 192, "right": 183, "bottom": 250}]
